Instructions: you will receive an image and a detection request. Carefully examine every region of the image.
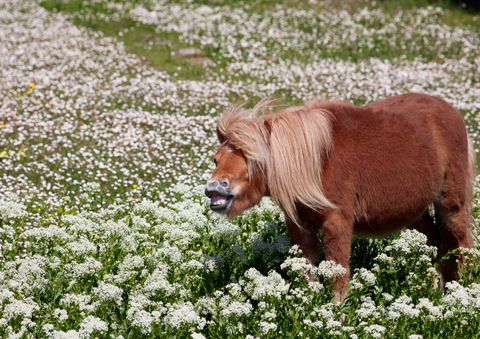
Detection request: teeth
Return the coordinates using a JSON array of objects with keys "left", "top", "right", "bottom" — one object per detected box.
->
[{"left": 213, "top": 199, "right": 226, "bottom": 205}]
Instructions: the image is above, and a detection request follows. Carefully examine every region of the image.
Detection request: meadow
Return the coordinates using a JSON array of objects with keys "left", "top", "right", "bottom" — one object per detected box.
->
[{"left": 1, "top": 0, "right": 480, "bottom": 337}]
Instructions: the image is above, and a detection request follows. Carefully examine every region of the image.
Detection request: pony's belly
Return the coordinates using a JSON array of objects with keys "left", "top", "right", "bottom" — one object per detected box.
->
[
  {"left": 350, "top": 161, "right": 443, "bottom": 238},
  {"left": 353, "top": 219, "right": 413, "bottom": 237},
  {"left": 352, "top": 200, "right": 431, "bottom": 237}
]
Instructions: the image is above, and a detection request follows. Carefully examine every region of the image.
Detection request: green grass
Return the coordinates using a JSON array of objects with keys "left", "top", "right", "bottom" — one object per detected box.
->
[{"left": 41, "top": 2, "right": 210, "bottom": 80}]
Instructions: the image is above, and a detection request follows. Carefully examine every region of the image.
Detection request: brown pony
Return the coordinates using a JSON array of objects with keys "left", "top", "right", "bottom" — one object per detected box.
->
[{"left": 205, "top": 93, "right": 476, "bottom": 299}]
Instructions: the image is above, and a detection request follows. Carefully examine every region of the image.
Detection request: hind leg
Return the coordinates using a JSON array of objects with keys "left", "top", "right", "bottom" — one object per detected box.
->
[
  {"left": 408, "top": 210, "right": 443, "bottom": 287},
  {"left": 434, "top": 201, "right": 472, "bottom": 282},
  {"left": 408, "top": 210, "right": 442, "bottom": 252}
]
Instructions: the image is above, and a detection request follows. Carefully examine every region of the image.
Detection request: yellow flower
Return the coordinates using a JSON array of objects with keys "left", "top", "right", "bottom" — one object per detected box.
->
[
  {"left": 1, "top": 124, "right": 4, "bottom": 128},
  {"left": 37, "top": 101, "right": 41, "bottom": 105},
  {"left": 20, "top": 151, "right": 25, "bottom": 156},
  {"left": 133, "top": 184, "right": 138, "bottom": 188},
  {"left": 0, "top": 152, "right": 6, "bottom": 157},
  {"left": 30, "top": 82, "right": 35, "bottom": 87}
]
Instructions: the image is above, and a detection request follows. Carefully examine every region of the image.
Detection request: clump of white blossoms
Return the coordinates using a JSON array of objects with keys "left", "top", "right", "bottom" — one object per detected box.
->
[
  {"left": 0, "top": 201, "right": 27, "bottom": 220},
  {"left": 53, "top": 308, "right": 68, "bottom": 322},
  {"left": 363, "top": 324, "right": 386, "bottom": 338},
  {"left": 165, "top": 302, "right": 206, "bottom": 331},
  {"left": 355, "top": 296, "right": 379, "bottom": 320},
  {"left": 384, "top": 229, "right": 436, "bottom": 257},
  {"left": 315, "top": 260, "right": 348, "bottom": 280},
  {"left": 243, "top": 268, "right": 290, "bottom": 300},
  {"left": 92, "top": 282, "right": 123, "bottom": 307},
  {"left": 349, "top": 267, "right": 377, "bottom": 291},
  {"left": 280, "top": 245, "right": 314, "bottom": 281},
  {"left": 259, "top": 321, "right": 277, "bottom": 334},
  {"left": 387, "top": 295, "right": 420, "bottom": 320},
  {"left": 81, "top": 182, "right": 101, "bottom": 193},
  {"left": 220, "top": 300, "right": 253, "bottom": 318}
]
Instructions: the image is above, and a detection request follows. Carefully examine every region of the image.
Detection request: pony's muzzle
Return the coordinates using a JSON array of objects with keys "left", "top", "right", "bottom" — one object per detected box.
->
[{"left": 205, "top": 179, "right": 234, "bottom": 213}]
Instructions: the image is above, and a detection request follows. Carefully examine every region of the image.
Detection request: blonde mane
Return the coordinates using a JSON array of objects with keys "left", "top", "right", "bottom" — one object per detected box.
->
[{"left": 217, "top": 99, "right": 337, "bottom": 225}]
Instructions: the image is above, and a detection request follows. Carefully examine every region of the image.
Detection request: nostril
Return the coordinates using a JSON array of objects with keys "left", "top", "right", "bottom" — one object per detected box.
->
[{"left": 221, "top": 180, "right": 229, "bottom": 187}]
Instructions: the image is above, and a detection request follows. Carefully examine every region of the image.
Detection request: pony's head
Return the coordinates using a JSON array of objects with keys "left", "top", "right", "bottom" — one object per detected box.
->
[
  {"left": 204, "top": 101, "right": 270, "bottom": 217},
  {"left": 205, "top": 99, "right": 337, "bottom": 224}
]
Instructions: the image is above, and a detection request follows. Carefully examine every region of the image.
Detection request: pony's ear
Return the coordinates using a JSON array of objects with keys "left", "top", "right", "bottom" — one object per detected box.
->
[{"left": 216, "top": 126, "right": 227, "bottom": 144}]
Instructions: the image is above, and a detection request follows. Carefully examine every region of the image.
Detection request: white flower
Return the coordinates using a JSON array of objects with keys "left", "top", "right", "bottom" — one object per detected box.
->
[
  {"left": 364, "top": 324, "right": 386, "bottom": 338},
  {"left": 416, "top": 298, "right": 443, "bottom": 318},
  {"left": 355, "top": 297, "right": 378, "bottom": 319},
  {"left": 0, "top": 201, "right": 27, "bottom": 219},
  {"left": 4, "top": 256, "right": 50, "bottom": 296},
  {"left": 172, "top": 183, "right": 193, "bottom": 195},
  {"left": 226, "top": 283, "right": 245, "bottom": 300},
  {"left": 288, "top": 244, "right": 302, "bottom": 256},
  {"left": 78, "top": 316, "right": 108, "bottom": 338},
  {"left": 60, "top": 293, "right": 96, "bottom": 313},
  {"left": 165, "top": 302, "right": 206, "bottom": 330},
  {"left": 352, "top": 268, "right": 376, "bottom": 285},
  {"left": 63, "top": 257, "right": 103, "bottom": 280},
  {"left": 262, "top": 311, "right": 276, "bottom": 320},
  {"left": 2, "top": 297, "right": 39, "bottom": 322},
  {"left": 315, "top": 260, "right": 347, "bottom": 279},
  {"left": 196, "top": 297, "right": 218, "bottom": 316},
  {"left": 133, "top": 199, "right": 162, "bottom": 218},
  {"left": 82, "top": 182, "right": 101, "bottom": 192},
  {"left": 259, "top": 321, "right": 277, "bottom": 334},
  {"left": 141, "top": 267, "right": 178, "bottom": 297},
  {"left": 386, "top": 229, "right": 435, "bottom": 255},
  {"left": 308, "top": 281, "right": 324, "bottom": 293},
  {"left": 387, "top": 295, "right": 420, "bottom": 319},
  {"left": 382, "top": 293, "right": 394, "bottom": 302},
  {"left": 280, "top": 256, "right": 312, "bottom": 279},
  {"left": 61, "top": 215, "right": 98, "bottom": 235},
  {"left": 53, "top": 308, "right": 69, "bottom": 321},
  {"left": 92, "top": 282, "right": 123, "bottom": 306},
  {"left": 180, "top": 259, "right": 204, "bottom": 272},
  {"left": 67, "top": 239, "right": 97, "bottom": 257},
  {"left": 220, "top": 300, "right": 253, "bottom": 318},
  {"left": 375, "top": 253, "right": 394, "bottom": 265},
  {"left": 244, "top": 268, "right": 290, "bottom": 300},
  {"left": 441, "top": 281, "right": 480, "bottom": 313},
  {"left": 127, "top": 309, "right": 154, "bottom": 334},
  {"left": 47, "top": 330, "right": 81, "bottom": 339}
]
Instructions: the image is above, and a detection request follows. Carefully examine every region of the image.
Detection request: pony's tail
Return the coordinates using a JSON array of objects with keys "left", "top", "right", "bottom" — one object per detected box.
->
[{"left": 466, "top": 134, "right": 480, "bottom": 245}]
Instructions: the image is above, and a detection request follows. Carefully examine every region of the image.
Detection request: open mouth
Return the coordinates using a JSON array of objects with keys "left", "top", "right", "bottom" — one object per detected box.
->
[{"left": 208, "top": 193, "right": 234, "bottom": 211}]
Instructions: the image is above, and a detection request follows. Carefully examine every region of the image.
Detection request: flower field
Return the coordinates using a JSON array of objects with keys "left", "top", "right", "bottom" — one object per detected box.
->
[{"left": 1, "top": 0, "right": 480, "bottom": 338}]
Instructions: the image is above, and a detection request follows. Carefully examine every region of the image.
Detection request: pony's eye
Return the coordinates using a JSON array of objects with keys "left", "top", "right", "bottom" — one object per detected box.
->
[{"left": 213, "top": 158, "right": 217, "bottom": 165}]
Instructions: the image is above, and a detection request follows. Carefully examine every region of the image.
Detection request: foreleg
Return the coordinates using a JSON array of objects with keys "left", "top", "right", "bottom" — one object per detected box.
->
[{"left": 320, "top": 212, "right": 353, "bottom": 302}]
